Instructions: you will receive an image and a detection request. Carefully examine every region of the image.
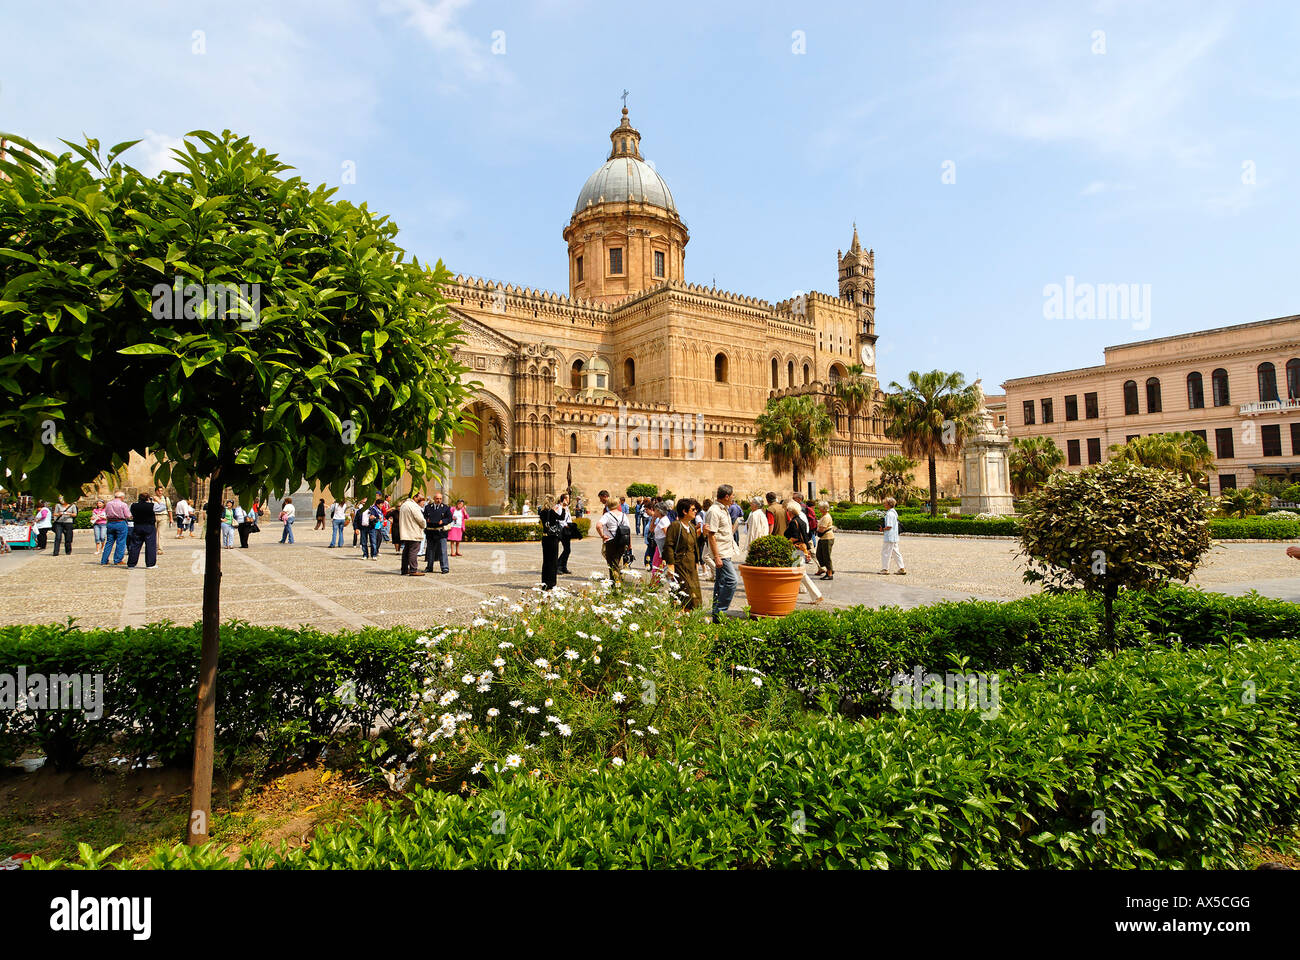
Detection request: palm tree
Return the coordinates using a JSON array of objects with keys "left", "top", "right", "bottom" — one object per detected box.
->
[
  {"left": 881, "top": 370, "right": 981, "bottom": 517},
  {"left": 1108, "top": 432, "right": 1214, "bottom": 487},
  {"left": 754, "top": 394, "right": 834, "bottom": 495},
  {"left": 833, "top": 363, "right": 874, "bottom": 502},
  {"left": 1008, "top": 436, "right": 1065, "bottom": 494},
  {"left": 866, "top": 453, "right": 919, "bottom": 503}
]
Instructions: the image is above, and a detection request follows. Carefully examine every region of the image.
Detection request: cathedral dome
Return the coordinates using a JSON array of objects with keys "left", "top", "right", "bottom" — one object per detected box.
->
[
  {"left": 572, "top": 107, "right": 678, "bottom": 216},
  {"left": 573, "top": 157, "right": 677, "bottom": 215}
]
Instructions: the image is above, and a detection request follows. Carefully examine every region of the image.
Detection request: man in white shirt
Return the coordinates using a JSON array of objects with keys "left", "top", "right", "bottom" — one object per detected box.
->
[
  {"left": 704, "top": 484, "right": 740, "bottom": 622},
  {"left": 173, "top": 498, "right": 190, "bottom": 539},
  {"left": 880, "top": 496, "right": 906, "bottom": 575},
  {"left": 597, "top": 502, "right": 624, "bottom": 585},
  {"left": 153, "top": 487, "right": 170, "bottom": 553}
]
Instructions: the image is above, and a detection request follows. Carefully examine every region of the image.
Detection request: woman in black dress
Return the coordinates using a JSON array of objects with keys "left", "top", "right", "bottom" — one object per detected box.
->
[
  {"left": 555, "top": 492, "right": 574, "bottom": 574},
  {"left": 538, "top": 494, "right": 560, "bottom": 590}
]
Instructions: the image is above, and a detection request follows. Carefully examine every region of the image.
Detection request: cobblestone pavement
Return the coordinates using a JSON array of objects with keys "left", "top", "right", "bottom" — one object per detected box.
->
[{"left": 0, "top": 525, "right": 1295, "bottom": 631}]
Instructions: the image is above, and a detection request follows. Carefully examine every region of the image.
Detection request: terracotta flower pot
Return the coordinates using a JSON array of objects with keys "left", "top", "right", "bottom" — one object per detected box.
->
[{"left": 739, "top": 564, "right": 805, "bottom": 617}]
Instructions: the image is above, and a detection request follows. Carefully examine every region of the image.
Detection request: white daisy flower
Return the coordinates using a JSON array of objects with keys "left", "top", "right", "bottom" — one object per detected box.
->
[
  {"left": 611, "top": 757, "right": 624, "bottom": 767},
  {"left": 505, "top": 754, "right": 522, "bottom": 768},
  {"left": 557, "top": 724, "right": 572, "bottom": 737},
  {"left": 564, "top": 649, "right": 579, "bottom": 660},
  {"left": 486, "top": 708, "right": 500, "bottom": 718},
  {"left": 612, "top": 692, "right": 626, "bottom": 704}
]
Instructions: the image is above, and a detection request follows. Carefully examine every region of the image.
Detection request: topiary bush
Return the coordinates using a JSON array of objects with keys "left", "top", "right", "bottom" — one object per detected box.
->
[
  {"left": 625, "top": 483, "right": 658, "bottom": 498},
  {"left": 1019, "top": 461, "right": 1211, "bottom": 645},
  {"left": 744, "top": 534, "right": 795, "bottom": 567}
]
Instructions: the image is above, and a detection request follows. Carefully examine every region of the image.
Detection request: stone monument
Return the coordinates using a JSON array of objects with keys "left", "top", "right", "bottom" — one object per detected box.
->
[{"left": 961, "top": 379, "right": 1015, "bottom": 516}]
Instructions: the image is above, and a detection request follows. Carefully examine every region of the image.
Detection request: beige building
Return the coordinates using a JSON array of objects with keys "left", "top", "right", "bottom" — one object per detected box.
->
[
  {"left": 426, "top": 108, "right": 960, "bottom": 512},
  {"left": 1003, "top": 314, "right": 1300, "bottom": 493}
]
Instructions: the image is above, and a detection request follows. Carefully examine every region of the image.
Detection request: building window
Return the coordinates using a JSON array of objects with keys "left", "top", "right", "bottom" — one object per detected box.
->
[
  {"left": 1146, "top": 377, "right": 1162, "bottom": 413},
  {"left": 803, "top": 363, "right": 810, "bottom": 385},
  {"left": 604, "top": 434, "right": 613, "bottom": 455},
  {"left": 596, "top": 374, "right": 606, "bottom": 389},
  {"left": 1126, "top": 435, "right": 1139, "bottom": 443},
  {"left": 569, "top": 433, "right": 577, "bottom": 454},
  {"left": 1084, "top": 392, "right": 1099, "bottom": 419},
  {"left": 1064, "top": 395, "right": 1078, "bottom": 421},
  {"left": 654, "top": 250, "right": 665, "bottom": 277},
  {"left": 1187, "top": 371, "right": 1204, "bottom": 409},
  {"left": 632, "top": 436, "right": 640, "bottom": 456},
  {"left": 715, "top": 353, "right": 729, "bottom": 383},
  {"left": 624, "top": 358, "right": 635, "bottom": 387},
  {"left": 1123, "top": 380, "right": 1139, "bottom": 415},
  {"left": 1086, "top": 438, "right": 1102, "bottom": 464},
  {"left": 663, "top": 438, "right": 671, "bottom": 458},
  {"left": 787, "top": 360, "right": 795, "bottom": 387},
  {"left": 1287, "top": 359, "right": 1300, "bottom": 400},
  {"left": 576, "top": 256, "right": 583, "bottom": 282},
  {"left": 1262, "top": 424, "right": 1282, "bottom": 456},
  {"left": 1258, "top": 362, "right": 1279, "bottom": 403},
  {"left": 1067, "top": 439, "right": 1081, "bottom": 466},
  {"left": 1041, "top": 398, "right": 1054, "bottom": 424},
  {"left": 1219, "top": 473, "right": 1237, "bottom": 491},
  {"left": 1215, "top": 426, "right": 1234, "bottom": 459},
  {"left": 1192, "top": 429, "right": 1207, "bottom": 443},
  {"left": 1023, "top": 400, "right": 1035, "bottom": 426},
  {"left": 717, "top": 441, "right": 724, "bottom": 459},
  {"left": 1292, "top": 423, "right": 1300, "bottom": 457},
  {"left": 570, "top": 359, "right": 584, "bottom": 390},
  {"left": 1212, "top": 368, "right": 1230, "bottom": 406},
  {"left": 771, "top": 358, "right": 779, "bottom": 389},
  {"left": 744, "top": 443, "right": 749, "bottom": 460},
  {"left": 609, "top": 247, "right": 623, "bottom": 275}
]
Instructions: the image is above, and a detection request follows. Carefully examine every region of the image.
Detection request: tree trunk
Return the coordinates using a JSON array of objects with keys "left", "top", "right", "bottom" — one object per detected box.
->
[
  {"left": 847, "top": 416, "right": 856, "bottom": 503},
  {"left": 928, "top": 455, "right": 938, "bottom": 517},
  {"left": 186, "top": 466, "right": 224, "bottom": 845}
]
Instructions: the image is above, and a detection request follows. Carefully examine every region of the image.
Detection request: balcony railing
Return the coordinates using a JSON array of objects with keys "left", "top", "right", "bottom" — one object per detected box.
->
[{"left": 1238, "top": 398, "right": 1300, "bottom": 415}]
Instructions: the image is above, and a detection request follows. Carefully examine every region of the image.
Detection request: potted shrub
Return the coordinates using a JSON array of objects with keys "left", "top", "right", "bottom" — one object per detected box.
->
[{"left": 738, "top": 534, "right": 804, "bottom": 617}]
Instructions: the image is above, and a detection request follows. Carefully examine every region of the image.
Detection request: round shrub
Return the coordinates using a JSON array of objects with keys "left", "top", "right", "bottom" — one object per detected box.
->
[{"left": 745, "top": 534, "right": 795, "bottom": 567}]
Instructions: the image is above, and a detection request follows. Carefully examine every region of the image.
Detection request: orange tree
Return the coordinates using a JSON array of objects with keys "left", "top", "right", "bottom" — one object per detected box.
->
[{"left": 0, "top": 131, "right": 469, "bottom": 842}]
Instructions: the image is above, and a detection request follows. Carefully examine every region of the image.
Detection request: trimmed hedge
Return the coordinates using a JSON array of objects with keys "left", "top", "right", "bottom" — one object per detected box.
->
[
  {"left": 714, "top": 586, "right": 1300, "bottom": 714},
  {"left": 462, "top": 518, "right": 591, "bottom": 542},
  {"left": 0, "top": 622, "right": 426, "bottom": 771},
  {"left": 1209, "top": 516, "right": 1300, "bottom": 539},
  {"left": 831, "top": 512, "right": 1300, "bottom": 540},
  {"left": 135, "top": 638, "right": 1300, "bottom": 869}
]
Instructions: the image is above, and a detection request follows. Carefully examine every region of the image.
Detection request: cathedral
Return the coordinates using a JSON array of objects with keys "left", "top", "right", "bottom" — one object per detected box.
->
[{"left": 439, "top": 108, "right": 958, "bottom": 512}]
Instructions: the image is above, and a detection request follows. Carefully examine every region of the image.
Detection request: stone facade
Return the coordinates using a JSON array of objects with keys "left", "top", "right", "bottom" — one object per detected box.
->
[{"left": 1003, "top": 313, "right": 1300, "bottom": 493}]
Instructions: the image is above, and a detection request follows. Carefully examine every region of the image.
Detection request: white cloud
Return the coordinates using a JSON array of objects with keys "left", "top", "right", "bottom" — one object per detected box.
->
[
  {"left": 133, "top": 130, "right": 186, "bottom": 177},
  {"left": 381, "top": 0, "right": 511, "bottom": 90}
]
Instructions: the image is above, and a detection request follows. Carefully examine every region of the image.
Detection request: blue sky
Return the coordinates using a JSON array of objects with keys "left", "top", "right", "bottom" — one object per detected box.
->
[{"left": 2, "top": 0, "right": 1297, "bottom": 390}]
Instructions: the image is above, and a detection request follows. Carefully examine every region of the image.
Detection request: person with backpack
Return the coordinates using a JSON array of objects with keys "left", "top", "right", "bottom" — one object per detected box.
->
[
  {"left": 596, "top": 499, "right": 625, "bottom": 587},
  {"left": 51, "top": 496, "right": 77, "bottom": 556},
  {"left": 356, "top": 500, "right": 372, "bottom": 558}
]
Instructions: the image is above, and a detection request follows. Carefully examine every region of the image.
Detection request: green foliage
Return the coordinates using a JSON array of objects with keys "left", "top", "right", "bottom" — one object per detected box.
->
[
  {"left": 134, "top": 638, "right": 1300, "bottom": 869},
  {"left": 0, "top": 129, "right": 470, "bottom": 503},
  {"left": 1108, "top": 432, "right": 1215, "bottom": 486},
  {"left": 461, "top": 518, "right": 590, "bottom": 542},
  {"left": 713, "top": 586, "right": 1300, "bottom": 713},
  {"left": 1250, "top": 474, "right": 1289, "bottom": 499},
  {"left": 744, "top": 533, "right": 795, "bottom": 567},
  {"left": 625, "top": 483, "right": 658, "bottom": 498},
  {"left": 1019, "top": 461, "right": 1211, "bottom": 641},
  {"left": 833, "top": 362, "right": 874, "bottom": 500},
  {"left": 831, "top": 512, "right": 1021, "bottom": 535},
  {"left": 1209, "top": 515, "right": 1300, "bottom": 539},
  {"left": 0, "top": 621, "right": 427, "bottom": 771},
  {"left": 753, "top": 394, "right": 834, "bottom": 492},
  {"left": 1008, "top": 436, "right": 1064, "bottom": 494},
  {"left": 880, "top": 370, "right": 981, "bottom": 516},
  {"left": 1217, "top": 486, "right": 1272, "bottom": 518},
  {"left": 865, "top": 453, "right": 920, "bottom": 503}
]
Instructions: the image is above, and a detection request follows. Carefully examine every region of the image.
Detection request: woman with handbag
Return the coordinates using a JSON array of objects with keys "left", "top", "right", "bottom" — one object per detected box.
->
[
  {"left": 538, "top": 494, "right": 561, "bottom": 590},
  {"left": 661, "top": 498, "right": 702, "bottom": 611},
  {"left": 555, "top": 493, "right": 574, "bottom": 575},
  {"left": 783, "top": 500, "right": 823, "bottom": 603}
]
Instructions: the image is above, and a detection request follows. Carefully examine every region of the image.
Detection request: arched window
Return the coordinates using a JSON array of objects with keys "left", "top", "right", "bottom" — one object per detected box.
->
[
  {"left": 717, "top": 441, "right": 724, "bottom": 459},
  {"left": 663, "top": 437, "right": 671, "bottom": 458},
  {"left": 1146, "top": 377, "right": 1162, "bottom": 414},
  {"left": 1186, "top": 372, "right": 1204, "bottom": 409},
  {"left": 1258, "top": 362, "right": 1279, "bottom": 403},
  {"left": 603, "top": 434, "right": 613, "bottom": 455},
  {"left": 1123, "top": 380, "right": 1139, "bottom": 415},
  {"left": 1287, "top": 359, "right": 1300, "bottom": 400},
  {"left": 714, "top": 353, "right": 728, "bottom": 383},
  {"left": 787, "top": 360, "right": 795, "bottom": 387},
  {"left": 624, "top": 358, "right": 635, "bottom": 388},
  {"left": 803, "top": 363, "right": 810, "bottom": 385},
  {"left": 570, "top": 359, "right": 584, "bottom": 390},
  {"left": 569, "top": 433, "right": 577, "bottom": 454},
  {"left": 743, "top": 443, "right": 749, "bottom": 460},
  {"left": 632, "top": 436, "right": 640, "bottom": 457},
  {"left": 828, "top": 364, "right": 844, "bottom": 385},
  {"left": 1212, "top": 368, "right": 1230, "bottom": 406},
  {"left": 770, "top": 357, "right": 779, "bottom": 389}
]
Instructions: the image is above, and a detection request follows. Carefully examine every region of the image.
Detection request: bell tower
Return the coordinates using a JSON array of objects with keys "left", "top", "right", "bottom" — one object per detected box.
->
[{"left": 837, "top": 223, "right": 875, "bottom": 340}]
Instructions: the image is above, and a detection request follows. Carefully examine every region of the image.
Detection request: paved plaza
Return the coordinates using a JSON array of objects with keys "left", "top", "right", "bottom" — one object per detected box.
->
[{"left": 0, "top": 525, "right": 1295, "bottom": 631}]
